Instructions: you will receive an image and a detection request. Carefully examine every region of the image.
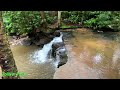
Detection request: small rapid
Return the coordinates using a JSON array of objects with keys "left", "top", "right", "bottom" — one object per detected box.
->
[{"left": 31, "top": 32, "right": 63, "bottom": 64}]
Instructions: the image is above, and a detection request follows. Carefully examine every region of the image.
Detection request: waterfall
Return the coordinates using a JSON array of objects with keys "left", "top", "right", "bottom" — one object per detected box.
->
[{"left": 31, "top": 32, "right": 63, "bottom": 63}]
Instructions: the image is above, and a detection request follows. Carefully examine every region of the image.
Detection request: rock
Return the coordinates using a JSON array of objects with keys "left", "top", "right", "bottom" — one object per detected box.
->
[
  {"left": 21, "top": 38, "right": 32, "bottom": 46},
  {"left": 97, "top": 30, "right": 103, "bottom": 33},
  {"left": 33, "top": 37, "right": 51, "bottom": 46},
  {"left": 52, "top": 42, "right": 65, "bottom": 50},
  {"left": 52, "top": 42, "right": 65, "bottom": 57},
  {"left": 56, "top": 47, "right": 68, "bottom": 68},
  {"left": 12, "top": 36, "right": 18, "bottom": 40},
  {"left": 49, "top": 35, "right": 54, "bottom": 39},
  {"left": 52, "top": 42, "right": 68, "bottom": 68},
  {"left": 54, "top": 30, "right": 61, "bottom": 37},
  {"left": 41, "top": 38, "right": 51, "bottom": 44}
]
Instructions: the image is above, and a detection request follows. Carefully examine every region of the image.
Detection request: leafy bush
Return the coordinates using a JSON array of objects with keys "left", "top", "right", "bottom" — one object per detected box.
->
[
  {"left": 3, "top": 11, "right": 120, "bottom": 35},
  {"left": 84, "top": 11, "right": 120, "bottom": 31},
  {"left": 45, "top": 12, "right": 57, "bottom": 24},
  {"left": 61, "top": 11, "right": 120, "bottom": 31},
  {"left": 3, "top": 11, "right": 42, "bottom": 35}
]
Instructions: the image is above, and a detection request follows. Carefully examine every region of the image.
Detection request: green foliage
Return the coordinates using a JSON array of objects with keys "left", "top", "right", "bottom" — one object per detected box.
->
[
  {"left": 3, "top": 11, "right": 120, "bottom": 35},
  {"left": 62, "top": 11, "right": 81, "bottom": 23},
  {"left": 3, "top": 11, "right": 42, "bottom": 35},
  {"left": 45, "top": 12, "right": 57, "bottom": 24},
  {"left": 62, "top": 11, "right": 120, "bottom": 31},
  {"left": 3, "top": 11, "right": 58, "bottom": 35},
  {"left": 84, "top": 11, "right": 120, "bottom": 31},
  {"left": 62, "top": 11, "right": 101, "bottom": 24}
]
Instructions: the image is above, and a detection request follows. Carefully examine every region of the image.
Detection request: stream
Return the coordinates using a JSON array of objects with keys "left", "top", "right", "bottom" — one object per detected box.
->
[
  {"left": 10, "top": 33, "right": 63, "bottom": 79},
  {"left": 9, "top": 28, "right": 120, "bottom": 79},
  {"left": 54, "top": 28, "right": 120, "bottom": 79}
]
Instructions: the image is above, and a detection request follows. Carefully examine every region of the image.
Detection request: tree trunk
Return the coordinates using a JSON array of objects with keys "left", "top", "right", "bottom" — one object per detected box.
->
[
  {"left": 58, "top": 11, "right": 62, "bottom": 28},
  {"left": 40, "top": 11, "right": 47, "bottom": 29},
  {"left": 0, "top": 11, "right": 20, "bottom": 79}
]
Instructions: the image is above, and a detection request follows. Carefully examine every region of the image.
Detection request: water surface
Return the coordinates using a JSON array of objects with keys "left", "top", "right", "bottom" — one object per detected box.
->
[
  {"left": 10, "top": 45, "right": 56, "bottom": 79},
  {"left": 54, "top": 28, "right": 120, "bottom": 79}
]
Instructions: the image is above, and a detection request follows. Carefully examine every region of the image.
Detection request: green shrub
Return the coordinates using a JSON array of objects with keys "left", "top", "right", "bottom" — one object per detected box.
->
[{"left": 3, "top": 11, "right": 42, "bottom": 35}]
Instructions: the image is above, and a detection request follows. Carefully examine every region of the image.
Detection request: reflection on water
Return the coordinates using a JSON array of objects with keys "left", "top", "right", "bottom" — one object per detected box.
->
[
  {"left": 54, "top": 28, "right": 120, "bottom": 79},
  {"left": 10, "top": 45, "right": 56, "bottom": 79},
  {"left": 93, "top": 53, "right": 102, "bottom": 64}
]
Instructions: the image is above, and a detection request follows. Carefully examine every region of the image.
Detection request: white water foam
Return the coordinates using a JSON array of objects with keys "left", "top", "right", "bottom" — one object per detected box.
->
[{"left": 31, "top": 32, "right": 63, "bottom": 64}]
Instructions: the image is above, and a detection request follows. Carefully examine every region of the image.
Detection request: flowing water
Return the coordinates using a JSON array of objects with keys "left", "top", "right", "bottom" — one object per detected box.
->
[
  {"left": 54, "top": 28, "right": 120, "bottom": 79},
  {"left": 10, "top": 33, "right": 63, "bottom": 79},
  {"left": 9, "top": 28, "right": 120, "bottom": 79}
]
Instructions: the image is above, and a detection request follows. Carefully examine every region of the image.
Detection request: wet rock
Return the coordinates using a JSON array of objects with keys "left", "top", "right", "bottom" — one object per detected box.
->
[
  {"left": 52, "top": 42, "right": 65, "bottom": 57},
  {"left": 21, "top": 38, "right": 32, "bottom": 46},
  {"left": 52, "top": 42, "right": 68, "bottom": 68},
  {"left": 52, "top": 42, "right": 65, "bottom": 50},
  {"left": 56, "top": 48, "right": 68, "bottom": 68},
  {"left": 54, "top": 30, "right": 61, "bottom": 37},
  {"left": 33, "top": 37, "right": 51, "bottom": 46}
]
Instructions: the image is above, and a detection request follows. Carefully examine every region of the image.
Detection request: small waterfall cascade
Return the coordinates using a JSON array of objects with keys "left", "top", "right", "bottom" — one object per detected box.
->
[{"left": 31, "top": 32, "right": 63, "bottom": 63}]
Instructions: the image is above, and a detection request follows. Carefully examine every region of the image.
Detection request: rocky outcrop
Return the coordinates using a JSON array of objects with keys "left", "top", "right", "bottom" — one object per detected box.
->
[
  {"left": 29, "top": 30, "right": 62, "bottom": 47},
  {"left": 52, "top": 42, "right": 68, "bottom": 68},
  {"left": 9, "top": 30, "right": 63, "bottom": 47},
  {"left": 33, "top": 37, "right": 51, "bottom": 47},
  {"left": 52, "top": 42, "right": 65, "bottom": 57}
]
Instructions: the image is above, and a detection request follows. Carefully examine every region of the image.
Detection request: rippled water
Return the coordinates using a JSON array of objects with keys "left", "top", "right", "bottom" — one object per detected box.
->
[
  {"left": 9, "top": 28, "right": 120, "bottom": 79},
  {"left": 10, "top": 45, "right": 56, "bottom": 79},
  {"left": 54, "top": 28, "right": 120, "bottom": 79},
  {"left": 9, "top": 33, "right": 63, "bottom": 79}
]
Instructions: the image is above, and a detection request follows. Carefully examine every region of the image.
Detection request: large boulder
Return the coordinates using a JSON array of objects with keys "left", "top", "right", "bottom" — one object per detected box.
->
[
  {"left": 33, "top": 37, "right": 51, "bottom": 46},
  {"left": 52, "top": 42, "right": 68, "bottom": 68},
  {"left": 52, "top": 42, "right": 65, "bottom": 57},
  {"left": 56, "top": 47, "right": 68, "bottom": 68}
]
